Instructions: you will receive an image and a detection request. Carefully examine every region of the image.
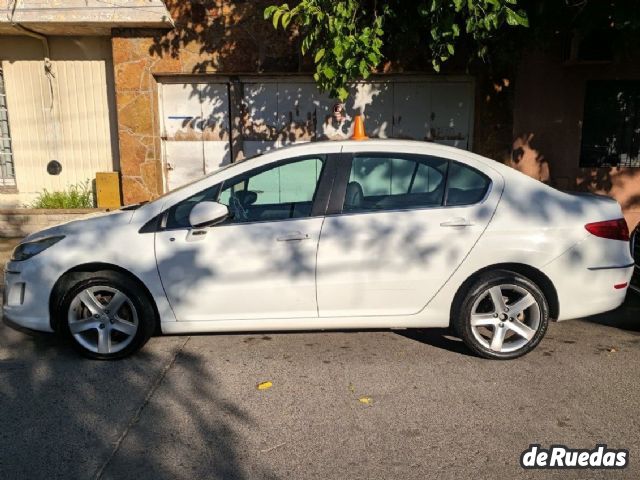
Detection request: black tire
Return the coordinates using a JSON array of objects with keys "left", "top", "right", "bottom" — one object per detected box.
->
[
  {"left": 55, "top": 270, "right": 156, "bottom": 360},
  {"left": 452, "top": 270, "right": 549, "bottom": 360}
]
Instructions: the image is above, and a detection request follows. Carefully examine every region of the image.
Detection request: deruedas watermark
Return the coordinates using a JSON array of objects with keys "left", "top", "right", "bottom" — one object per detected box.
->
[{"left": 520, "top": 444, "right": 629, "bottom": 469}]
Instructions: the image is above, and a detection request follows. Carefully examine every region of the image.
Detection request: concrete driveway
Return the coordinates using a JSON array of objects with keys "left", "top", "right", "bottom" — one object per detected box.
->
[{"left": 1, "top": 238, "right": 639, "bottom": 479}]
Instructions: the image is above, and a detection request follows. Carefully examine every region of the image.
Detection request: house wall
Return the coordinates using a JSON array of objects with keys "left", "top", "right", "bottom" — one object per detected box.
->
[
  {"left": 111, "top": 0, "right": 302, "bottom": 204},
  {"left": 111, "top": 1, "right": 503, "bottom": 204},
  {"left": 0, "top": 36, "right": 119, "bottom": 206},
  {"left": 513, "top": 48, "right": 640, "bottom": 228}
]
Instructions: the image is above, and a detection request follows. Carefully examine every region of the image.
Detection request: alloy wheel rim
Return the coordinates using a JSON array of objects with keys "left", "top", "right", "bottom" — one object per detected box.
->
[
  {"left": 469, "top": 284, "right": 541, "bottom": 353},
  {"left": 67, "top": 286, "right": 138, "bottom": 354}
]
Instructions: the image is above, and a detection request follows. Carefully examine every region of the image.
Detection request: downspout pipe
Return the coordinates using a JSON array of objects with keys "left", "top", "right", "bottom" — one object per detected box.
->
[
  {"left": 9, "top": 23, "right": 54, "bottom": 109},
  {"left": 7, "top": 0, "right": 54, "bottom": 108}
]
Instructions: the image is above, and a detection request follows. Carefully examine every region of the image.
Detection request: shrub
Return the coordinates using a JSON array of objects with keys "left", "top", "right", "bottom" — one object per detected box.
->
[{"left": 30, "top": 181, "right": 94, "bottom": 209}]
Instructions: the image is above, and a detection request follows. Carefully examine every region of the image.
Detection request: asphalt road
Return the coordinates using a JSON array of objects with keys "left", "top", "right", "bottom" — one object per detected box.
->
[{"left": 1, "top": 291, "right": 639, "bottom": 480}]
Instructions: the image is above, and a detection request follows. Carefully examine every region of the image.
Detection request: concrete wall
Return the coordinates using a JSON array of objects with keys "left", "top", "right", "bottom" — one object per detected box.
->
[
  {"left": 0, "top": 0, "right": 172, "bottom": 35},
  {"left": 513, "top": 48, "right": 640, "bottom": 228}
]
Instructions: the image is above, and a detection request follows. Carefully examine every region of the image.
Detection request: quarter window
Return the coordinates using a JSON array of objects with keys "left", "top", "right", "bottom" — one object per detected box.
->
[{"left": 445, "top": 162, "right": 491, "bottom": 206}]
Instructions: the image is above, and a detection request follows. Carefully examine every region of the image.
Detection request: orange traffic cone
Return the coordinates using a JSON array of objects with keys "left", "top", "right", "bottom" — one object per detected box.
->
[{"left": 351, "top": 114, "right": 368, "bottom": 140}]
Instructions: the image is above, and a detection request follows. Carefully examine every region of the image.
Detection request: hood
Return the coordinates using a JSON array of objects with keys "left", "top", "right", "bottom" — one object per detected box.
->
[{"left": 22, "top": 209, "right": 135, "bottom": 243}]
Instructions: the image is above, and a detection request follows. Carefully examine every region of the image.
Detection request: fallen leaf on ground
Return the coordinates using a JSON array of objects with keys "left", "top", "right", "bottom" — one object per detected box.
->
[
  {"left": 358, "top": 396, "right": 373, "bottom": 405},
  {"left": 257, "top": 381, "right": 273, "bottom": 390},
  {"left": 608, "top": 347, "right": 618, "bottom": 353}
]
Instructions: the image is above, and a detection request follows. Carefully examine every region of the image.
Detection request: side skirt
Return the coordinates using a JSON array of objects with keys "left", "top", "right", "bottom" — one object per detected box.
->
[{"left": 160, "top": 315, "right": 450, "bottom": 334}]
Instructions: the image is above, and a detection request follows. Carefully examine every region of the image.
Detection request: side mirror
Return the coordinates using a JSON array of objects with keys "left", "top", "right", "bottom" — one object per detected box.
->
[{"left": 189, "top": 201, "right": 229, "bottom": 228}]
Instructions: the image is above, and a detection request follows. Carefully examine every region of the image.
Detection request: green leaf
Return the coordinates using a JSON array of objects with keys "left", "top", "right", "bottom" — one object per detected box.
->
[
  {"left": 263, "top": 5, "right": 277, "bottom": 20},
  {"left": 272, "top": 9, "right": 282, "bottom": 29},
  {"left": 337, "top": 87, "right": 349, "bottom": 101},
  {"left": 359, "top": 58, "right": 368, "bottom": 74},
  {"left": 282, "top": 11, "right": 292, "bottom": 28},
  {"left": 332, "top": 43, "right": 344, "bottom": 59},
  {"left": 314, "top": 48, "right": 325, "bottom": 63},
  {"left": 447, "top": 43, "right": 455, "bottom": 55},
  {"left": 505, "top": 7, "right": 528, "bottom": 27},
  {"left": 323, "top": 66, "right": 335, "bottom": 79}
]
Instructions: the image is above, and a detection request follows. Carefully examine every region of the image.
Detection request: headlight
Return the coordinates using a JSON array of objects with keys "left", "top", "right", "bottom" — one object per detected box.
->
[{"left": 11, "top": 236, "right": 65, "bottom": 261}]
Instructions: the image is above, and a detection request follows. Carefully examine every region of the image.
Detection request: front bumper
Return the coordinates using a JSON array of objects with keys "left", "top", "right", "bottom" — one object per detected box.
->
[{"left": 2, "top": 261, "right": 55, "bottom": 333}]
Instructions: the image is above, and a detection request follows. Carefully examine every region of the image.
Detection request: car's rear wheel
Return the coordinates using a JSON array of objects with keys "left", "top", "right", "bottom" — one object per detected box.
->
[
  {"left": 56, "top": 271, "right": 155, "bottom": 360},
  {"left": 453, "top": 270, "right": 549, "bottom": 360}
]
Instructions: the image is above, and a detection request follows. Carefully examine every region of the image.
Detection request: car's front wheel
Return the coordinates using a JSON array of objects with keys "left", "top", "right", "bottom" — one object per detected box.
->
[
  {"left": 56, "top": 271, "right": 156, "bottom": 360},
  {"left": 453, "top": 270, "right": 549, "bottom": 360}
]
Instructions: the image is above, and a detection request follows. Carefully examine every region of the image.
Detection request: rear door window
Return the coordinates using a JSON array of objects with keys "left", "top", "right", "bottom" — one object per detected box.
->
[{"left": 342, "top": 155, "right": 448, "bottom": 212}]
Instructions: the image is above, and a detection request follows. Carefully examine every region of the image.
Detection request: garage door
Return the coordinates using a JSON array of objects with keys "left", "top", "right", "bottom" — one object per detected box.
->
[
  {"left": 159, "top": 78, "right": 473, "bottom": 190},
  {"left": 159, "top": 82, "right": 230, "bottom": 191}
]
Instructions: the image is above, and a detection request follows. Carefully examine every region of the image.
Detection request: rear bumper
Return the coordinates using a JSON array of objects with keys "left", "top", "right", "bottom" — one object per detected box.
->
[
  {"left": 630, "top": 225, "right": 639, "bottom": 293},
  {"left": 543, "top": 263, "right": 633, "bottom": 321}
]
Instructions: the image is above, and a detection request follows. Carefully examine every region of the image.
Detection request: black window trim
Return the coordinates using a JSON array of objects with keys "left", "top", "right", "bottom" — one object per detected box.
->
[
  {"left": 325, "top": 151, "right": 492, "bottom": 217},
  {"left": 140, "top": 153, "right": 339, "bottom": 233}
]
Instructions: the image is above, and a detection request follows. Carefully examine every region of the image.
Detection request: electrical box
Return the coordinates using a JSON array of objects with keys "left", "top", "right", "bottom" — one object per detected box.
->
[{"left": 95, "top": 172, "right": 121, "bottom": 209}]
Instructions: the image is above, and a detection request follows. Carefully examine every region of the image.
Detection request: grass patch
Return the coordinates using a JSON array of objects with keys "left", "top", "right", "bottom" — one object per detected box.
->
[{"left": 30, "top": 181, "right": 94, "bottom": 209}]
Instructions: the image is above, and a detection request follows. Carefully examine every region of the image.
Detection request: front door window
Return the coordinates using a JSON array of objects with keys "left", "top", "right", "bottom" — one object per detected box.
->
[{"left": 219, "top": 156, "right": 325, "bottom": 223}]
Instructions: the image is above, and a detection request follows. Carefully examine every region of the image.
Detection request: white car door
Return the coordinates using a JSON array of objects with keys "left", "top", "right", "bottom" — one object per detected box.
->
[
  {"left": 316, "top": 150, "right": 502, "bottom": 317},
  {"left": 155, "top": 155, "right": 328, "bottom": 321}
]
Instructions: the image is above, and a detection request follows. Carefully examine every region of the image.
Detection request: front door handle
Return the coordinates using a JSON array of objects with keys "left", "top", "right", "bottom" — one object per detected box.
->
[
  {"left": 186, "top": 229, "right": 208, "bottom": 242},
  {"left": 277, "top": 232, "right": 310, "bottom": 242},
  {"left": 440, "top": 217, "right": 474, "bottom": 227}
]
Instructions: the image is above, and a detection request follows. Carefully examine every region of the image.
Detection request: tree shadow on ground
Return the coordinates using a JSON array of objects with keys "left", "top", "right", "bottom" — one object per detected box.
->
[{"left": 0, "top": 313, "right": 264, "bottom": 480}]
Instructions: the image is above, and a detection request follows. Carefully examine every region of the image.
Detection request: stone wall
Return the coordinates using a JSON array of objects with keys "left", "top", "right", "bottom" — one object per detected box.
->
[{"left": 0, "top": 209, "right": 106, "bottom": 237}]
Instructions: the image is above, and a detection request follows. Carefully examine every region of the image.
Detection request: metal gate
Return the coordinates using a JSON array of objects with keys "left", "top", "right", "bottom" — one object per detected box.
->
[{"left": 159, "top": 77, "right": 474, "bottom": 190}]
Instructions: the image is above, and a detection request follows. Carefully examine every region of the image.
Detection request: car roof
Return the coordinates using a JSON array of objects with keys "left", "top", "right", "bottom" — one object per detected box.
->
[{"left": 254, "top": 138, "right": 490, "bottom": 162}]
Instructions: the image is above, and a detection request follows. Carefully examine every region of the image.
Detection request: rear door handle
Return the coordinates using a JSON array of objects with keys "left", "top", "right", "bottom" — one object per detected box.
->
[
  {"left": 440, "top": 217, "right": 474, "bottom": 227},
  {"left": 277, "top": 232, "right": 310, "bottom": 242}
]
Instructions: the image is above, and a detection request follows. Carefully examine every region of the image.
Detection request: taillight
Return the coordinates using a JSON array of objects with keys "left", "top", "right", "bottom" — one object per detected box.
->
[{"left": 585, "top": 218, "right": 630, "bottom": 241}]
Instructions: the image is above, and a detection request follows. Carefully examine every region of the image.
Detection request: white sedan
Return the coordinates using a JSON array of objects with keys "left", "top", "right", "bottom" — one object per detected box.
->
[{"left": 3, "top": 140, "right": 634, "bottom": 360}]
